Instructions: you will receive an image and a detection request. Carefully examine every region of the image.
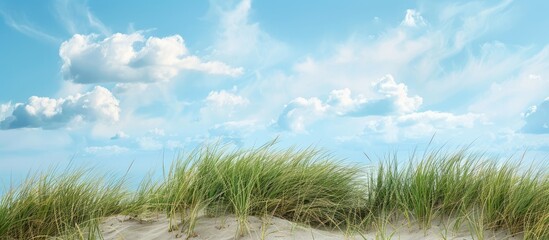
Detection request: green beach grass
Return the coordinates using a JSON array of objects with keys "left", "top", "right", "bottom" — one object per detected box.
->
[{"left": 0, "top": 141, "right": 548, "bottom": 239}]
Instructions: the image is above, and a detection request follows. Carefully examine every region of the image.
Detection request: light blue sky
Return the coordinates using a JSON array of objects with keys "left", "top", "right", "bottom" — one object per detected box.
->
[{"left": 1, "top": 0, "right": 549, "bottom": 186}]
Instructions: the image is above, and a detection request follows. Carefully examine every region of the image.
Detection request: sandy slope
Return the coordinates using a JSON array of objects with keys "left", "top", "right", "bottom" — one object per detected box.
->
[{"left": 99, "top": 214, "right": 522, "bottom": 240}]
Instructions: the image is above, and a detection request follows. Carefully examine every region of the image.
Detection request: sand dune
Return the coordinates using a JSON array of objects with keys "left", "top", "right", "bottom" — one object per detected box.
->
[{"left": 99, "top": 214, "right": 522, "bottom": 240}]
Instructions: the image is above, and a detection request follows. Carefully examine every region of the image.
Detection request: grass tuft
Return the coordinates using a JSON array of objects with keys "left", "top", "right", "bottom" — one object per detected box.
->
[{"left": 0, "top": 167, "right": 128, "bottom": 239}]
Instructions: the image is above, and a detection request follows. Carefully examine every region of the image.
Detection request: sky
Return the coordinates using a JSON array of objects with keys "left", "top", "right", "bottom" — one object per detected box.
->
[{"left": 1, "top": 0, "right": 549, "bottom": 187}]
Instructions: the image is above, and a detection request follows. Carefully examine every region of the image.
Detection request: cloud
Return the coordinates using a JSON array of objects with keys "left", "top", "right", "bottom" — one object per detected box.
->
[
  {"left": 60, "top": 33, "right": 243, "bottom": 83},
  {"left": 326, "top": 88, "right": 367, "bottom": 115},
  {"left": 276, "top": 97, "right": 327, "bottom": 133},
  {"left": 521, "top": 98, "right": 549, "bottom": 134},
  {"left": 276, "top": 75, "right": 422, "bottom": 132},
  {"left": 148, "top": 128, "right": 165, "bottom": 136},
  {"left": 84, "top": 145, "right": 129, "bottom": 155},
  {"left": 363, "top": 111, "right": 485, "bottom": 142},
  {"left": 0, "top": 103, "right": 14, "bottom": 122},
  {"left": 0, "top": 10, "right": 61, "bottom": 43},
  {"left": 283, "top": 1, "right": 515, "bottom": 104},
  {"left": 208, "top": 120, "right": 258, "bottom": 145},
  {"left": 136, "top": 137, "right": 163, "bottom": 151},
  {"left": 54, "top": 0, "right": 110, "bottom": 35},
  {"left": 209, "top": 120, "right": 257, "bottom": 137},
  {"left": 205, "top": 90, "right": 249, "bottom": 107},
  {"left": 353, "top": 75, "right": 422, "bottom": 116},
  {"left": 0, "top": 86, "right": 119, "bottom": 129},
  {"left": 397, "top": 111, "right": 484, "bottom": 129},
  {"left": 165, "top": 140, "right": 184, "bottom": 150},
  {"left": 211, "top": 0, "right": 288, "bottom": 66},
  {"left": 401, "top": 9, "right": 426, "bottom": 27},
  {"left": 110, "top": 131, "right": 129, "bottom": 140},
  {"left": 198, "top": 89, "right": 250, "bottom": 120},
  {"left": 469, "top": 72, "right": 549, "bottom": 120}
]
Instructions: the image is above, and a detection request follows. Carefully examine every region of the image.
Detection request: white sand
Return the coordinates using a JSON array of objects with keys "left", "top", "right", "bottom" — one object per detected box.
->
[{"left": 99, "top": 214, "right": 522, "bottom": 240}]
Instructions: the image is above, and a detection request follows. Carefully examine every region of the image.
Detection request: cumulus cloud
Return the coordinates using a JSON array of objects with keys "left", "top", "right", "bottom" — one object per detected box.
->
[
  {"left": 60, "top": 33, "right": 243, "bottom": 83},
  {"left": 0, "top": 103, "right": 14, "bottom": 122},
  {"left": 326, "top": 88, "right": 367, "bottom": 115},
  {"left": 401, "top": 9, "right": 426, "bottom": 27},
  {"left": 0, "top": 86, "right": 119, "bottom": 129},
  {"left": 522, "top": 98, "right": 549, "bottom": 134},
  {"left": 276, "top": 75, "right": 422, "bottom": 132},
  {"left": 353, "top": 75, "right": 422, "bottom": 115}
]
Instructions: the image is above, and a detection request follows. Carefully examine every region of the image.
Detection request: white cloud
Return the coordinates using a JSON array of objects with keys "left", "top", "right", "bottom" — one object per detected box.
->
[
  {"left": 110, "top": 131, "right": 129, "bottom": 140},
  {"left": 363, "top": 117, "right": 399, "bottom": 143},
  {"left": 398, "top": 111, "right": 483, "bottom": 129},
  {"left": 276, "top": 75, "right": 422, "bottom": 132},
  {"left": 212, "top": 0, "right": 288, "bottom": 66},
  {"left": 136, "top": 137, "right": 163, "bottom": 151},
  {"left": 469, "top": 71, "right": 549, "bottom": 120},
  {"left": 84, "top": 145, "right": 129, "bottom": 155},
  {"left": 0, "top": 86, "right": 119, "bottom": 129},
  {"left": 401, "top": 9, "right": 426, "bottom": 27},
  {"left": 208, "top": 120, "right": 258, "bottom": 144},
  {"left": 148, "top": 128, "right": 166, "bottom": 136},
  {"left": 241, "top": 3, "right": 506, "bottom": 131},
  {"left": 209, "top": 120, "right": 256, "bottom": 137},
  {"left": 443, "top": 0, "right": 512, "bottom": 52},
  {"left": 396, "top": 111, "right": 485, "bottom": 140},
  {"left": 60, "top": 33, "right": 243, "bottom": 84},
  {"left": 198, "top": 89, "right": 250, "bottom": 120},
  {"left": 0, "top": 10, "right": 61, "bottom": 43},
  {"left": 363, "top": 111, "right": 485, "bottom": 142},
  {"left": 54, "top": 0, "right": 110, "bottom": 35},
  {"left": 165, "top": 140, "right": 184, "bottom": 150},
  {"left": 281, "top": 1, "right": 514, "bottom": 104},
  {"left": 276, "top": 97, "right": 327, "bottom": 133},
  {"left": 205, "top": 90, "right": 249, "bottom": 107},
  {"left": 522, "top": 98, "right": 549, "bottom": 134},
  {"left": 366, "top": 75, "right": 422, "bottom": 114},
  {"left": 326, "top": 88, "right": 367, "bottom": 115},
  {"left": 0, "top": 103, "right": 15, "bottom": 122}
]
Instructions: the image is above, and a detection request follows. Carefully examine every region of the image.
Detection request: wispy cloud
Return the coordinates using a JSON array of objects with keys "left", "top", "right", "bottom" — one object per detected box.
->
[
  {"left": 0, "top": 10, "right": 61, "bottom": 43},
  {"left": 210, "top": 0, "right": 288, "bottom": 68},
  {"left": 54, "top": 0, "right": 110, "bottom": 35},
  {"left": 84, "top": 145, "right": 129, "bottom": 155}
]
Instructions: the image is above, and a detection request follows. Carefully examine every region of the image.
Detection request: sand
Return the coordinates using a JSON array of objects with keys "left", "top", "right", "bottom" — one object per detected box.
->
[{"left": 98, "top": 214, "right": 522, "bottom": 240}]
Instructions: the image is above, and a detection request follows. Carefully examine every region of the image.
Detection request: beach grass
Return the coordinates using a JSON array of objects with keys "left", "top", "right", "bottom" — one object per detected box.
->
[
  {"left": 0, "top": 141, "right": 548, "bottom": 239},
  {"left": 0, "top": 167, "right": 129, "bottom": 239}
]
